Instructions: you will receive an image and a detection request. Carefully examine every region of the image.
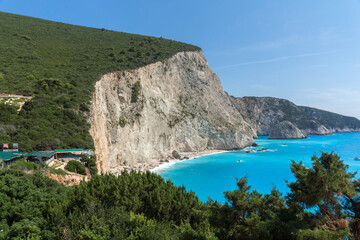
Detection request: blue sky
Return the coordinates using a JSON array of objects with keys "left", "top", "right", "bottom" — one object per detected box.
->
[{"left": 1, "top": 0, "right": 360, "bottom": 118}]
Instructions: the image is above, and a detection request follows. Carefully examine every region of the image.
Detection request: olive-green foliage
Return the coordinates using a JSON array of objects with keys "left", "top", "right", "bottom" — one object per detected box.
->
[
  {"left": 345, "top": 179, "right": 360, "bottom": 238},
  {"left": 119, "top": 117, "right": 126, "bottom": 128},
  {"left": 80, "top": 154, "right": 98, "bottom": 175},
  {"left": 65, "top": 160, "right": 86, "bottom": 175},
  {"left": 211, "top": 178, "right": 291, "bottom": 240},
  {"left": 0, "top": 170, "right": 66, "bottom": 239},
  {"left": 0, "top": 103, "right": 17, "bottom": 123},
  {"left": 131, "top": 81, "right": 141, "bottom": 103},
  {"left": 0, "top": 152, "right": 359, "bottom": 239},
  {"left": 66, "top": 171, "right": 206, "bottom": 225},
  {"left": 49, "top": 171, "right": 215, "bottom": 239},
  {"left": 50, "top": 201, "right": 186, "bottom": 240},
  {"left": 288, "top": 152, "right": 355, "bottom": 207},
  {"left": 295, "top": 228, "right": 349, "bottom": 240},
  {"left": 9, "top": 158, "right": 46, "bottom": 171},
  {"left": 0, "top": 12, "right": 200, "bottom": 152},
  {"left": 11, "top": 95, "right": 94, "bottom": 152},
  {"left": 286, "top": 152, "right": 357, "bottom": 239},
  {"left": 36, "top": 77, "right": 74, "bottom": 91}
]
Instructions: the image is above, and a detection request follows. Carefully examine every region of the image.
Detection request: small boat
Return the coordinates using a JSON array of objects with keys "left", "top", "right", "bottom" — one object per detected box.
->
[
  {"left": 355, "top": 157, "right": 360, "bottom": 161},
  {"left": 236, "top": 160, "right": 243, "bottom": 163},
  {"left": 281, "top": 144, "right": 287, "bottom": 147}
]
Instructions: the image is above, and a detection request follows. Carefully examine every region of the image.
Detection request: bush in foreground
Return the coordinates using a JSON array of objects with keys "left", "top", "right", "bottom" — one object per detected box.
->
[
  {"left": 0, "top": 152, "right": 358, "bottom": 239},
  {"left": 65, "top": 160, "right": 86, "bottom": 175}
]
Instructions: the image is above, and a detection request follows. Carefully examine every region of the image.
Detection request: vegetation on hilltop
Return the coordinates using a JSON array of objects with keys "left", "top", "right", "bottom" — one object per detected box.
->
[
  {"left": 0, "top": 152, "right": 359, "bottom": 239},
  {"left": 234, "top": 96, "right": 360, "bottom": 137},
  {"left": 0, "top": 11, "right": 200, "bottom": 151},
  {"left": 300, "top": 106, "right": 360, "bottom": 130}
]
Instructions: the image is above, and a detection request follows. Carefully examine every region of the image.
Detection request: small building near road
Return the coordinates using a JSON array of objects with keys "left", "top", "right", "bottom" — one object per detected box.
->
[
  {"left": 0, "top": 148, "right": 93, "bottom": 165},
  {"left": 0, "top": 151, "right": 26, "bottom": 164},
  {"left": 24, "top": 151, "right": 55, "bottom": 164},
  {"left": 55, "top": 149, "right": 93, "bottom": 160}
]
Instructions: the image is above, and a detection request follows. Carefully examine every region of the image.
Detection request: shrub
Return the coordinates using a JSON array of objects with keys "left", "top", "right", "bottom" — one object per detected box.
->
[
  {"left": 80, "top": 154, "right": 97, "bottom": 175},
  {"left": 26, "top": 74, "right": 36, "bottom": 81},
  {"left": 65, "top": 160, "right": 86, "bottom": 175},
  {"left": 36, "top": 78, "right": 66, "bottom": 91},
  {"left": 9, "top": 159, "right": 46, "bottom": 171},
  {"left": 119, "top": 117, "right": 126, "bottom": 127},
  {"left": 131, "top": 81, "right": 141, "bottom": 103},
  {"left": 0, "top": 103, "right": 18, "bottom": 123}
]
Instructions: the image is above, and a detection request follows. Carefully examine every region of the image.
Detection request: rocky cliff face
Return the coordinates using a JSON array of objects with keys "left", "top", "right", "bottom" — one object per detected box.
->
[
  {"left": 232, "top": 96, "right": 360, "bottom": 139},
  {"left": 231, "top": 97, "right": 331, "bottom": 137},
  {"left": 300, "top": 106, "right": 360, "bottom": 133},
  {"left": 90, "top": 51, "right": 255, "bottom": 173},
  {"left": 269, "top": 121, "right": 306, "bottom": 139}
]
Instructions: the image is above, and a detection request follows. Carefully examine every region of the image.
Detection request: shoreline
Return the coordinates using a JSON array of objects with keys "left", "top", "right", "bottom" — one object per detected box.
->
[
  {"left": 150, "top": 149, "right": 229, "bottom": 174},
  {"left": 108, "top": 149, "right": 233, "bottom": 176}
]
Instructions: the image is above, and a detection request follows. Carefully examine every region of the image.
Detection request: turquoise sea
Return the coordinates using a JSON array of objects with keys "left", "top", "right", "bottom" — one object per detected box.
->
[{"left": 157, "top": 132, "right": 360, "bottom": 203}]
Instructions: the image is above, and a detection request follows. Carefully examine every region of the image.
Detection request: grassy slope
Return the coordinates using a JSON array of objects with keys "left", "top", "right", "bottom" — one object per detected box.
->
[{"left": 0, "top": 12, "right": 200, "bottom": 152}]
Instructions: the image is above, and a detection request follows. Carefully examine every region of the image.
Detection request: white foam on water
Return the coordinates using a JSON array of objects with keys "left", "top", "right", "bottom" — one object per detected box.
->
[{"left": 150, "top": 151, "right": 228, "bottom": 174}]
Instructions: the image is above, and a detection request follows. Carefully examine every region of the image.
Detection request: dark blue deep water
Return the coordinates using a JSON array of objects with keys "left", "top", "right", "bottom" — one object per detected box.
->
[{"left": 156, "top": 133, "right": 360, "bottom": 203}]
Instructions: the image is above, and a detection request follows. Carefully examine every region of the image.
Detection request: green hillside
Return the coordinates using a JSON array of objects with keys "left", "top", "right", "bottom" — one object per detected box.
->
[{"left": 0, "top": 12, "right": 200, "bottom": 152}]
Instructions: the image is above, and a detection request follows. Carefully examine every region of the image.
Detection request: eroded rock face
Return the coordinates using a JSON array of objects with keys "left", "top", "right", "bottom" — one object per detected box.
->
[
  {"left": 300, "top": 106, "right": 360, "bottom": 133},
  {"left": 231, "top": 97, "right": 332, "bottom": 137},
  {"left": 269, "top": 121, "right": 306, "bottom": 139},
  {"left": 232, "top": 96, "right": 360, "bottom": 138},
  {"left": 90, "top": 51, "right": 255, "bottom": 173}
]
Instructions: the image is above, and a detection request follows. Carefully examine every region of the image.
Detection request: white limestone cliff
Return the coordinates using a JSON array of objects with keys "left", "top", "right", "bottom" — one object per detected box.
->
[{"left": 90, "top": 51, "right": 255, "bottom": 173}]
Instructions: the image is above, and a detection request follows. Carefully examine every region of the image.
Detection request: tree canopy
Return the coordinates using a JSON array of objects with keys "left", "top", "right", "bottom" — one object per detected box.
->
[{"left": 0, "top": 152, "right": 359, "bottom": 239}]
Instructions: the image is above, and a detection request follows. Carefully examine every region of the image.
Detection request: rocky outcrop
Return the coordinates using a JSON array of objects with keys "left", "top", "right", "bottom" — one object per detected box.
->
[
  {"left": 269, "top": 121, "right": 306, "bottom": 139},
  {"left": 231, "top": 96, "right": 360, "bottom": 138},
  {"left": 90, "top": 51, "right": 255, "bottom": 173},
  {"left": 300, "top": 106, "right": 360, "bottom": 133},
  {"left": 231, "top": 96, "right": 331, "bottom": 137},
  {"left": 231, "top": 97, "right": 360, "bottom": 138}
]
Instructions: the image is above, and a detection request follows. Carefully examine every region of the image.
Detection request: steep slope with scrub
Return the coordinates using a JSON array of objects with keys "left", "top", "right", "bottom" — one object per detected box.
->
[{"left": 0, "top": 11, "right": 199, "bottom": 152}]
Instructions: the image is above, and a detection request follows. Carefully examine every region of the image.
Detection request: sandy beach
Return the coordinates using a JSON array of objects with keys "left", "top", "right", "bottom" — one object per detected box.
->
[
  {"left": 149, "top": 149, "right": 229, "bottom": 173},
  {"left": 108, "top": 149, "right": 230, "bottom": 176}
]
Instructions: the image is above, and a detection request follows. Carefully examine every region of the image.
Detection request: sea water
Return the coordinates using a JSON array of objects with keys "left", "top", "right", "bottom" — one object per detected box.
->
[{"left": 157, "top": 132, "right": 360, "bottom": 203}]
